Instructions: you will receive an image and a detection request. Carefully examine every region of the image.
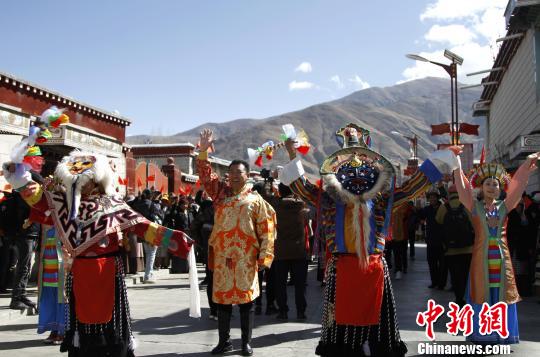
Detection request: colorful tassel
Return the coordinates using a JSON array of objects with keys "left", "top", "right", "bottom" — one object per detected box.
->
[{"left": 254, "top": 155, "right": 263, "bottom": 167}]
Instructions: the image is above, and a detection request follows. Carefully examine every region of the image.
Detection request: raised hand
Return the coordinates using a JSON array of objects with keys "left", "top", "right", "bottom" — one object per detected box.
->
[
  {"left": 285, "top": 138, "right": 297, "bottom": 160},
  {"left": 199, "top": 128, "right": 215, "bottom": 153},
  {"left": 448, "top": 145, "right": 463, "bottom": 156},
  {"left": 525, "top": 152, "right": 540, "bottom": 172}
]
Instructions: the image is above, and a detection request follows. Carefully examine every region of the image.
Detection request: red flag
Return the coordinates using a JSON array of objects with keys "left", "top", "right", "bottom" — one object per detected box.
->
[
  {"left": 159, "top": 185, "right": 164, "bottom": 193},
  {"left": 178, "top": 185, "right": 186, "bottom": 195},
  {"left": 431, "top": 123, "right": 451, "bottom": 136},
  {"left": 459, "top": 123, "right": 479, "bottom": 136},
  {"left": 147, "top": 175, "right": 155, "bottom": 182},
  {"left": 118, "top": 177, "right": 128, "bottom": 186},
  {"left": 480, "top": 145, "right": 486, "bottom": 165},
  {"left": 136, "top": 177, "right": 143, "bottom": 188},
  {"left": 195, "top": 179, "right": 201, "bottom": 189},
  {"left": 185, "top": 185, "right": 192, "bottom": 195}
]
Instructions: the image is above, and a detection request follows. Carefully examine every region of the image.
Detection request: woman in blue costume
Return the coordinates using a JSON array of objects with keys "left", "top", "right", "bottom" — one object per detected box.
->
[
  {"left": 37, "top": 226, "right": 65, "bottom": 344},
  {"left": 454, "top": 151, "right": 539, "bottom": 344}
]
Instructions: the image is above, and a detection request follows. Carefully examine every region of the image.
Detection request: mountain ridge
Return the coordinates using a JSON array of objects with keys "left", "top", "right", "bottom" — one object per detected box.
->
[{"left": 128, "top": 77, "right": 484, "bottom": 175}]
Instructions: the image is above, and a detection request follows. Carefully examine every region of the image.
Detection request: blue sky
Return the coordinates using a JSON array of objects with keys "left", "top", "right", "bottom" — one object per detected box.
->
[{"left": 1, "top": 0, "right": 506, "bottom": 136}]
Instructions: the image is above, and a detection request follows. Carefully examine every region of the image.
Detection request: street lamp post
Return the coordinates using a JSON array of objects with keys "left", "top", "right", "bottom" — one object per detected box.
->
[
  {"left": 406, "top": 50, "right": 463, "bottom": 145},
  {"left": 391, "top": 130, "right": 419, "bottom": 177}
]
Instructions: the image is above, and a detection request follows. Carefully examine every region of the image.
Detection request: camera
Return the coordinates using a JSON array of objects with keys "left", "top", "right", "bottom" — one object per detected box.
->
[{"left": 260, "top": 168, "right": 271, "bottom": 179}]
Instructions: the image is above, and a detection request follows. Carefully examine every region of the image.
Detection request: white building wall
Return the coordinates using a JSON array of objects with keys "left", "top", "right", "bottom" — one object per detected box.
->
[{"left": 488, "top": 29, "right": 540, "bottom": 193}]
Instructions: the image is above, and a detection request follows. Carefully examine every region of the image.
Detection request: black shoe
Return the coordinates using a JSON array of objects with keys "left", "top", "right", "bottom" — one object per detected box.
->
[
  {"left": 265, "top": 305, "right": 278, "bottom": 315},
  {"left": 20, "top": 296, "right": 36, "bottom": 308},
  {"left": 297, "top": 312, "right": 307, "bottom": 320},
  {"left": 437, "top": 286, "right": 445, "bottom": 290},
  {"left": 254, "top": 305, "right": 262, "bottom": 315},
  {"left": 428, "top": 284, "right": 436, "bottom": 289},
  {"left": 287, "top": 280, "right": 294, "bottom": 286},
  {"left": 241, "top": 343, "right": 253, "bottom": 356},
  {"left": 276, "top": 312, "right": 288, "bottom": 320},
  {"left": 214, "top": 308, "right": 232, "bottom": 354},
  {"left": 199, "top": 278, "right": 209, "bottom": 286},
  {"left": 211, "top": 340, "right": 233, "bottom": 354},
  {"left": 9, "top": 300, "right": 28, "bottom": 310}
]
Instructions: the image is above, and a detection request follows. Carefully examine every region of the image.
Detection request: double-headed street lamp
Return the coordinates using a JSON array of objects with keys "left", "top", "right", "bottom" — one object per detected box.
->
[
  {"left": 391, "top": 130, "right": 418, "bottom": 159},
  {"left": 406, "top": 50, "right": 464, "bottom": 145},
  {"left": 391, "top": 130, "right": 419, "bottom": 178}
]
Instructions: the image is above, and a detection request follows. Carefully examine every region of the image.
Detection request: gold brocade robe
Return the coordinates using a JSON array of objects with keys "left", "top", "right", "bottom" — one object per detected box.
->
[{"left": 197, "top": 157, "right": 276, "bottom": 305}]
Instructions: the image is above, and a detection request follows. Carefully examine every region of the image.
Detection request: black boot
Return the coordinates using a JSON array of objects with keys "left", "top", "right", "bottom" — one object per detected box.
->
[
  {"left": 211, "top": 308, "right": 233, "bottom": 354},
  {"left": 240, "top": 306, "right": 254, "bottom": 356}
]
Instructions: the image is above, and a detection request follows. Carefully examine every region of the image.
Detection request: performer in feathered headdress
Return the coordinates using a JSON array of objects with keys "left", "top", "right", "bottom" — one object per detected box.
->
[
  {"left": 280, "top": 123, "right": 464, "bottom": 356},
  {"left": 1, "top": 116, "right": 197, "bottom": 356},
  {"left": 453, "top": 151, "right": 539, "bottom": 345}
]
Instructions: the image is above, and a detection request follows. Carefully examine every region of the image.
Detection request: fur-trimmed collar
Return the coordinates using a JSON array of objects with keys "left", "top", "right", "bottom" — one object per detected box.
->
[{"left": 322, "top": 164, "right": 393, "bottom": 204}]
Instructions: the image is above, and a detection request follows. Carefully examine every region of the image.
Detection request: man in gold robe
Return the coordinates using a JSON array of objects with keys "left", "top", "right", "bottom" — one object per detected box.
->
[{"left": 197, "top": 129, "right": 276, "bottom": 356}]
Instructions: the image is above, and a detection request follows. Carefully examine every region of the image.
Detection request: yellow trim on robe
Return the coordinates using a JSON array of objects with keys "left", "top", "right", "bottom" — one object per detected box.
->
[
  {"left": 144, "top": 222, "right": 159, "bottom": 245},
  {"left": 344, "top": 205, "right": 356, "bottom": 253},
  {"left": 198, "top": 150, "right": 208, "bottom": 161},
  {"left": 23, "top": 183, "right": 44, "bottom": 207}
]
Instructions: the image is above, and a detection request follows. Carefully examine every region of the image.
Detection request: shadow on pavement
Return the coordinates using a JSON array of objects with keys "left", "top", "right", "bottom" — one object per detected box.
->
[
  {"left": 0, "top": 339, "right": 43, "bottom": 350},
  {"left": 0, "top": 323, "right": 36, "bottom": 332}
]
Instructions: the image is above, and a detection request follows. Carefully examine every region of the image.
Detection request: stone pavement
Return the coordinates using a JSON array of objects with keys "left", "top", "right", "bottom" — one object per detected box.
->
[{"left": 0, "top": 244, "right": 539, "bottom": 356}]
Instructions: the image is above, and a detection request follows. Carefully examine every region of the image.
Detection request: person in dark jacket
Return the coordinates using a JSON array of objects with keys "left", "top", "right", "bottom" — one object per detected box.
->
[
  {"left": 9, "top": 185, "right": 41, "bottom": 309},
  {"left": 508, "top": 197, "right": 538, "bottom": 296},
  {"left": 419, "top": 190, "right": 446, "bottom": 289},
  {"left": 272, "top": 183, "right": 309, "bottom": 320},
  {"left": 132, "top": 189, "right": 160, "bottom": 283},
  {"left": 190, "top": 199, "right": 216, "bottom": 319}
]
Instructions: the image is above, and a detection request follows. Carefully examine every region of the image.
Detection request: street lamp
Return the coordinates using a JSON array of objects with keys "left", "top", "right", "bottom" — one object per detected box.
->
[
  {"left": 391, "top": 130, "right": 419, "bottom": 178},
  {"left": 406, "top": 49, "right": 463, "bottom": 145},
  {"left": 391, "top": 130, "right": 418, "bottom": 159}
]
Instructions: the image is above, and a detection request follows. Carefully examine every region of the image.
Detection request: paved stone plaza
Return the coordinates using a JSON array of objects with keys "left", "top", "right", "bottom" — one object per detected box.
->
[{"left": 0, "top": 244, "right": 539, "bottom": 356}]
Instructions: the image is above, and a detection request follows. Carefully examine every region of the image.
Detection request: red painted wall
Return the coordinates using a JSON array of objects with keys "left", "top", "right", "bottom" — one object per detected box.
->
[{"left": 0, "top": 85, "right": 127, "bottom": 141}]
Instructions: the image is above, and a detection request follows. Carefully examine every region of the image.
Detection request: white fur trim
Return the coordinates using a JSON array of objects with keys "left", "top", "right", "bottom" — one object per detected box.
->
[
  {"left": 279, "top": 157, "right": 305, "bottom": 186},
  {"left": 352, "top": 201, "right": 371, "bottom": 268},
  {"left": 55, "top": 150, "right": 116, "bottom": 219},
  {"left": 322, "top": 175, "right": 372, "bottom": 266},
  {"left": 321, "top": 165, "right": 392, "bottom": 204}
]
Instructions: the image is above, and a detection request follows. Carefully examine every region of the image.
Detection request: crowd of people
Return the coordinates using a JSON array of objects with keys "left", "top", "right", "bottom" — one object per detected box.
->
[
  {"left": 0, "top": 119, "right": 539, "bottom": 357},
  {"left": 385, "top": 186, "right": 540, "bottom": 308}
]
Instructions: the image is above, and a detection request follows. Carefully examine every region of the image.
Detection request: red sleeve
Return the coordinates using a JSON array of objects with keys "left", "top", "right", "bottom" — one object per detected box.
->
[{"left": 130, "top": 219, "right": 194, "bottom": 259}]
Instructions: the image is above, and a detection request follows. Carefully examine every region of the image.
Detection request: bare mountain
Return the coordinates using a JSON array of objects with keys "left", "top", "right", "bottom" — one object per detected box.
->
[{"left": 127, "top": 77, "right": 484, "bottom": 175}]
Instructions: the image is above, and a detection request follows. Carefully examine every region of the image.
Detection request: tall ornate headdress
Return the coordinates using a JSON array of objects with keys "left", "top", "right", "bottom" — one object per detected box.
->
[
  {"left": 468, "top": 162, "right": 511, "bottom": 190},
  {"left": 320, "top": 124, "right": 394, "bottom": 201}
]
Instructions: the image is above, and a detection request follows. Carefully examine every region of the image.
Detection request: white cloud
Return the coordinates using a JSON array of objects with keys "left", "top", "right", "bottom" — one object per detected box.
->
[
  {"left": 424, "top": 24, "right": 477, "bottom": 46},
  {"left": 294, "top": 62, "right": 313, "bottom": 73},
  {"left": 401, "top": 0, "right": 507, "bottom": 84},
  {"left": 289, "top": 80, "right": 316, "bottom": 91},
  {"left": 330, "top": 75, "right": 344, "bottom": 89},
  {"left": 420, "top": 0, "right": 506, "bottom": 21},
  {"left": 473, "top": 6, "right": 507, "bottom": 43},
  {"left": 349, "top": 75, "right": 370, "bottom": 90}
]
